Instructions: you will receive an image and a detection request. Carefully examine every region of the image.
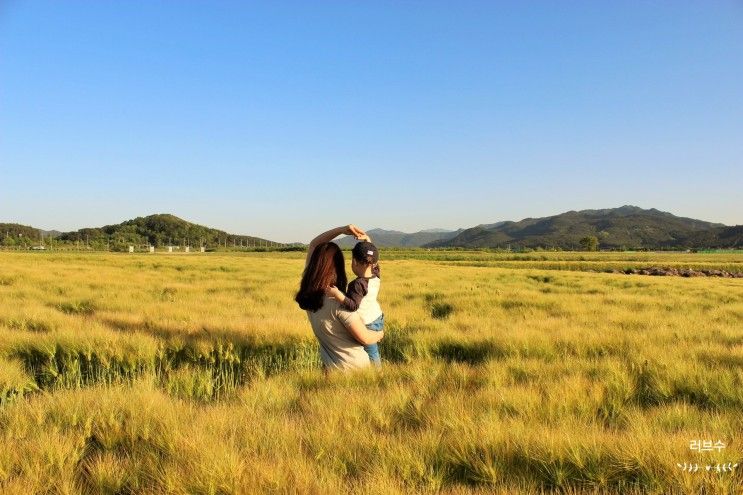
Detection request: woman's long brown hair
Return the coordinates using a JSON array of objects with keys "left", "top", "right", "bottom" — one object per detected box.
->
[{"left": 295, "top": 242, "right": 348, "bottom": 312}]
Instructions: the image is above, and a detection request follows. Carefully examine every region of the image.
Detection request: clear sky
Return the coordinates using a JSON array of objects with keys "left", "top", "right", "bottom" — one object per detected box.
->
[{"left": 1, "top": 1, "right": 741, "bottom": 242}]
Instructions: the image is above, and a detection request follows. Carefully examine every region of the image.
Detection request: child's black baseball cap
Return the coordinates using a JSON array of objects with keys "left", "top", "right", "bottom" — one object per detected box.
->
[{"left": 352, "top": 241, "right": 379, "bottom": 264}]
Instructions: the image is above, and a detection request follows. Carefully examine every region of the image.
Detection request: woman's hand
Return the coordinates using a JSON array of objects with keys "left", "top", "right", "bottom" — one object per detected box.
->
[
  {"left": 347, "top": 225, "right": 371, "bottom": 242},
  {"left": 345, "top": 224, "right": 367, "bottom": 239}
]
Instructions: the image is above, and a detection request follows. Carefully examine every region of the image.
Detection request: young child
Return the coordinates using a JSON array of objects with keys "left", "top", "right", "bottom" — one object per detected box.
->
[{"left": 326, "top": 241, "right": 384, "bottom": 366}]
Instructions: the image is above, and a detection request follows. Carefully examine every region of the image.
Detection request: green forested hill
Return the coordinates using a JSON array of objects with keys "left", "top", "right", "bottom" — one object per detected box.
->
[
  {"left": 1, "top": 215, "right": 277, "bottom": 250},
  {"left": 427, "top": 206, "right": 735, "bottom": 250},
  {"left": 679, "top": 225, "right": 743, "bottom": 249},
  {"left": 0, "top": 223, "right": 47, "bottom": 246},
  {"left": 56, "top": 214, "right": 273, "bottom": 249}
]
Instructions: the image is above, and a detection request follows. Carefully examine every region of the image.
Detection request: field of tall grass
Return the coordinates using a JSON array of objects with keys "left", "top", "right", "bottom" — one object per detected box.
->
[{"left": 0, "top": 251, "right": 742, "bottom": 494}]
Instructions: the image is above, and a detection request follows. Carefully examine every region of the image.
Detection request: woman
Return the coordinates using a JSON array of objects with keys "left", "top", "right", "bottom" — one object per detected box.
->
[{"left": 295, "top": 225, "right": 384, "bottom": 371}]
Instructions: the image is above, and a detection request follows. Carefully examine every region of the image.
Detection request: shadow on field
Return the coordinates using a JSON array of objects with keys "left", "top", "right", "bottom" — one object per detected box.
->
[
  {"left": 433, "top": 340, "right": 508, "bottom": 365},
  {"left": 98, "top": 315, "right": 240, "bottom": 343}
]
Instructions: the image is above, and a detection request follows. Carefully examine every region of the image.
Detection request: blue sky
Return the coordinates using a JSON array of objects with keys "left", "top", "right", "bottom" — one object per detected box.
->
[{"left": 1, "top": 1, "right": 741, "bottom": 242}]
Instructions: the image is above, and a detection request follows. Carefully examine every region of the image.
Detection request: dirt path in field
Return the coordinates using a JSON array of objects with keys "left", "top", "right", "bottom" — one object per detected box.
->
[{"left": 615, "top": 267, "right": 743, "bottom": 278}]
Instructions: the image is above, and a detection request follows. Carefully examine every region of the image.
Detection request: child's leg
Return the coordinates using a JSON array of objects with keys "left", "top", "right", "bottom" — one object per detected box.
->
[
  {"left": 364, "top": 342, "right": 381, "bottom": 365},
  {"left": 363, "top": 314, "right": 384, "bottom": 366}
]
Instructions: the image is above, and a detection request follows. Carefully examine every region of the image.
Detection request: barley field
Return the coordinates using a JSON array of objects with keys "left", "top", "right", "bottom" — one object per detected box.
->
[{"left": 0, "top": 251, "right": 742, "bottom": 494}]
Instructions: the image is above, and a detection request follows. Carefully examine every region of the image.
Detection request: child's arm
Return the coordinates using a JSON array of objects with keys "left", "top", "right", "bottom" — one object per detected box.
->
[
  {"left": 326, "top": 286, "right": 348, "bottom": 305},
  {"left": 327, "top": 279, "right": 367, "bottom": 311}
]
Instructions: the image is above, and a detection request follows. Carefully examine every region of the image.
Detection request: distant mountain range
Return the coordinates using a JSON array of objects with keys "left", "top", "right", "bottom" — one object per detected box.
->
[
  {"left": 336, "top": 206, "right": 740, "bottom": 250},
  {"left": 336, "top": 228, "right": 463, "bottom": 248},
  {"left": 427, "top": 206, "right": 739, "bottom": 250},
  {"left": 3, "top": 206, "right": 741, "bottom": 250}
]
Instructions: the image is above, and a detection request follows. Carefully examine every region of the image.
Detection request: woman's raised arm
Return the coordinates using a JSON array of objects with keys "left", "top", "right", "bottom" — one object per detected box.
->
[{"left": 305, "top": 224, "right": 367, "bottom": 268}]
